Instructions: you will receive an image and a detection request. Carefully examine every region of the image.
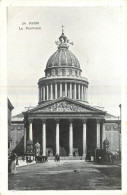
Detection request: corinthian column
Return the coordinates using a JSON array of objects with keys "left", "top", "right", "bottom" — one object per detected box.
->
[
  {"left": 78, "top": 84, "right": 80, "bottom": 100},
  {"left": 50, "top": 83, "right": 53, "bottom": 100},
  {"left": 60, "top": 83, "right": 62, "bottom": 97},
  {"left": 70, "top": 83, "right": 72, "bottom": 99},
  {"left": 24, "top": 122, "right": 27, "bottom": 154},
  {"left": 65, "top": 83, "right": 67, "bottom": 97},
  {"left": 40, "top": 86, "right": 42, "bottom": 101},
  {"left": 47, "top": 85, "right": 49, "bottom": 100},
  {"left": 56, "top": 119, "right": 60, "bottom": 155},
  {"left": 83, "top": 86, "right": 85, "bottom": 101},
  {"left": 82, "top": 119, "right": 87, "bottom": 157},
  {"left": 74, "top": 84, "right": 76, "bottom": 99},
  {"left": 96, "top": 119, "right": 101, "bottom": 149},
  {"left": 55, "top": 83, "right": 58, "bottom": 99},
  {"left": 102, "top": 120, "right": 105, "bottom": 148},
  {"left": 42, "top": 120, "right": 46, "bottom": 156},
  {"left": 29, "top": 119, "right": 33, "bottom": 141},
  {"left": 43, "top": 85, "right": 45, "bottom": 101},
  {"left": 82, "top": 85, "right": 83, "bottom": 100},
  {"left": 69, "top": 120, "right": 73, "bottom": 156}
]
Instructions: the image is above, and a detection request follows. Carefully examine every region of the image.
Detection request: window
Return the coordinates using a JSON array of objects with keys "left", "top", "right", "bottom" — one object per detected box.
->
[
  {"left": 62, "top": 69, "right": 65, "bottom": 76},
  {"left": 66, "top": 69, "right": 69, "bottom": 76},
  {"left": 47, "top": 71, "right": 50, "bottom": 77},
  {"left": 58, "top": 69, "right": 61, "bottom": 76},
  {"left": 52, "top": 69, "right": 55, "bottom": 76},
  {"left": 69, "top": 69, "right": 72, "bottom": 76},
  {"left": 55, "top": 69, "right": 58, "bottom": 75},
  {"left": 17, "top": 126, "right": 21, "bottom": 130},
  {"left": 8, "top": 142, "right": 10, "bottom": 149}
]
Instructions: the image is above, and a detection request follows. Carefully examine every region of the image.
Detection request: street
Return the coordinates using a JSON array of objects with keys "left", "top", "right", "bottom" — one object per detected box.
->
[{"left": 8, "top": 160, "right": 121, "bottom": 190}]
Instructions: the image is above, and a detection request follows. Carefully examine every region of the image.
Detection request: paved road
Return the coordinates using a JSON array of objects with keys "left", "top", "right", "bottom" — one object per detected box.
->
[{"left": 8, "top": 160, "right": 121, "bottom": 190}]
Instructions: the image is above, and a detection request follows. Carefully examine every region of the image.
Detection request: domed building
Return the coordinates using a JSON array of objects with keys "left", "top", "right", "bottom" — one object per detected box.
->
[
  {"left": 23, "top": 30, "right": 107, "bottom": 160},
  {"left": 38, "top": 31, "right": 88, "bottom": 104}
]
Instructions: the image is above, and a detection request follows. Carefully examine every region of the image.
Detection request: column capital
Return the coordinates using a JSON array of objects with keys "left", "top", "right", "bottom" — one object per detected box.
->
[
  {"left": 55, "top": 119, "right": 60, "bottom": 124},
  {"left": 69, "top": 119, "right": 73, "bottom": 124},
  {"left": 101, "top": 119, "right": 105, "bottom": 124},
  {"left": 28, "top": 119, "right": 33, "bottom": 124},
  {"left": 23, "top": 119, "right": 27, "bottom": 128},
  {"left": 82, "top": 119, "right": 87, "bottom": 124},
  {"left": 69, "top": 118, "right": 73, "bottom": 156},
  {"left": 41, "top": 119, "right": 46, "bottom": 124},
  {"left": 96, "top": 119, "right": 101, "bottom": 124},
  {"left": 24, "top": 123, "right": 27, "bottom": 128}
]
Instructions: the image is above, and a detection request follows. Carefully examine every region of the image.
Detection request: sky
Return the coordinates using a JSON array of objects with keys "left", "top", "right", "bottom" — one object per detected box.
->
[{"left": 7, "top": 6, "right": 122, "bottom": 116}]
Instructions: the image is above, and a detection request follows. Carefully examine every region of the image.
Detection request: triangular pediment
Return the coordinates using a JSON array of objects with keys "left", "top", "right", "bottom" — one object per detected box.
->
[{"left": 28, "top": 97, "right": 105, "bottom": 114}]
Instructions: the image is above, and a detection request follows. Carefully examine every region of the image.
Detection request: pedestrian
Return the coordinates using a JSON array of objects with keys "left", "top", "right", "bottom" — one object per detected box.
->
[
  {"left": 55, "top": 154, "right": 57, "bottom": 162},
  {"left": 45, "top": 155, "right": 48, "bottom": 162},
  {"left": 22, "top": 155, "right": 25, "bottom": 161},
  {"left": 58, "top": 154, "right": 60, "bottom": 162},
  {"left": 48, "top": 150, "right": 50, "bottom": 157},
  {"left": 26, "top": 156, "right": 28, "bottom": 163},
  {"left": 8, "top": 152, "right": 17, "bottom": 174},
  {"left": 16, "top": 155, "right": 19, "bottom": 165}
]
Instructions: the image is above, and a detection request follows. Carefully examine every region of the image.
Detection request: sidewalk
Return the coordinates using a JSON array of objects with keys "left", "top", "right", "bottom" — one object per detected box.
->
[
  {"left": 16, "top": 159, "right": 121, "bottom": 168},
  {"left": 9, "top": 159, "right": 121, "bottom": 190},
  {"left": 16, "top": 160, "right": 35, "bottom": 167}
]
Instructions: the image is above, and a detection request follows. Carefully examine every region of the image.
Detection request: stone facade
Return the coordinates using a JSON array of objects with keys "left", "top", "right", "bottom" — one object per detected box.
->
[
  {"left": 23, "top": 30, "right": 107, "bottom": 159},
  {"left": 11, "top": 30, "right": 121, "bottom": 158},
  {"left": 8, "top": 99, "right": 14, "bottom": 153},
  {"left": 105, "top": 114, "right": 121, "bottom": 153},
  {"left": 11, "top": 113, "right": 24, "bottom": 155}
]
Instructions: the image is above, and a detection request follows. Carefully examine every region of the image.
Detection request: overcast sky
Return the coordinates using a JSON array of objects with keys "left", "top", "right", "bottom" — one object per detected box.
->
[{"left": 7, "top": 6, "right": 122, "bottom": 116}]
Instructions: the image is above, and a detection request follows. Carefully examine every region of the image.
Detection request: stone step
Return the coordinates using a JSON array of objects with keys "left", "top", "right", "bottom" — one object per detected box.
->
[{"left": 48, "top": 156, "right": 85, "bottom": 160}]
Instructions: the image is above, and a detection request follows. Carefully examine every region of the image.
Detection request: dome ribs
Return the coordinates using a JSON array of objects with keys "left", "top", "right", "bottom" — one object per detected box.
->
[
  {"left": 54, "top": 51, "right": 60, "bottom": 66},
  {"left": 61, "top": 49, "right": 66, "bottom": 66},
  {"left": 46, "top": 44, "right": 81, "bottom": 70},
  {"left": 53, "top": 51, "right": 59, "bottom": 67},
  {"left": 65, "top": 50, "right": 72, "bottom": 66}
]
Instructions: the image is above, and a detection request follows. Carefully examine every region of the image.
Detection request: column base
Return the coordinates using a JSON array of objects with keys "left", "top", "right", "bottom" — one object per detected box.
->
[
  {"left": 82, "top": 154, "right": 87, "bottom": 161},
  {"left": 68, "top": 154, "right": 73, "bottom": 158}
]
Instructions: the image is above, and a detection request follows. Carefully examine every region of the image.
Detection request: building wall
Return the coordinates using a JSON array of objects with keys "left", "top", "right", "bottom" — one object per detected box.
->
[
  {"left": 10, "top": 117, "right": 120, "bottom": 156},
  {"left": 8, "top": 99, "right": 14, "bottom": 153},
  {"left": 105, "top": 122, "right": 120, "bottom": 153},
  {"left": 8, "top": 108, "right": 12, "bottom": 142},
  {"left": 11, "top": 122, "right": 24, "bottom": 155}
]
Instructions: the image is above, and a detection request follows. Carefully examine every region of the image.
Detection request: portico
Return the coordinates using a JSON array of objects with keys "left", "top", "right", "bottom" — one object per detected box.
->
[{"left": 23, "top": 97, "right": 106, "bottom": 160}]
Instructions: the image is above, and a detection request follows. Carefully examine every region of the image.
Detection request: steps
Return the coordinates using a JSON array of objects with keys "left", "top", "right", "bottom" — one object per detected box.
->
[{"left": 48, "top": 156, "right": 85, "bottom": 160}]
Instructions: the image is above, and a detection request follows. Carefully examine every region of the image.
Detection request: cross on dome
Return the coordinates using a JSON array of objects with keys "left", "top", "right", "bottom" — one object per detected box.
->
[
  {"left": 55, "top": 27, "right": 74, "bottom": 49},
  {"left": 61, "top": 25, "right": 64, "bottom": 34}
]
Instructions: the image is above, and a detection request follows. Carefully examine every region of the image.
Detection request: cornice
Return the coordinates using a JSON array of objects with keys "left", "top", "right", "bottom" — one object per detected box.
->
[{"left": 38, "top": 76, "right": 89, "bottom": 85}]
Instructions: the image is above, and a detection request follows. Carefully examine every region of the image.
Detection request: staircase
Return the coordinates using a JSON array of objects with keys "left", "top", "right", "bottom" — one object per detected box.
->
[{"left": 48, "top": 156, "right": 85, "bottom": 160}]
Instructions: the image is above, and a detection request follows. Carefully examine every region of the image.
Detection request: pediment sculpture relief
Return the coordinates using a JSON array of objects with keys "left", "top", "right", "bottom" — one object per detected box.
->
[{"left": 37, "top": 101, "right": 90, "bottom": 112}]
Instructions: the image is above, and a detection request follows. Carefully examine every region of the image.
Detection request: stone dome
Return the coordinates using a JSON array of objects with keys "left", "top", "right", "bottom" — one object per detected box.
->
[
  {"left": 46, "top": 48, "right": 80, "bottom": 69},
  {"left": 46, "top": 31, "right": 81, "bottom": 70},
  {"left": 38, "top": 29, "right": 89, "bottom": 104}
]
